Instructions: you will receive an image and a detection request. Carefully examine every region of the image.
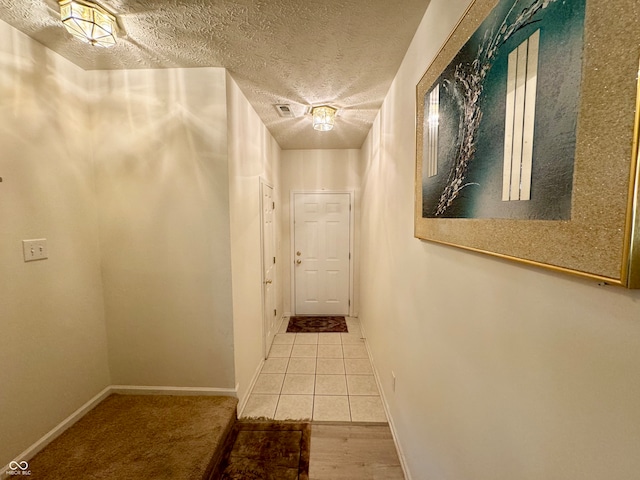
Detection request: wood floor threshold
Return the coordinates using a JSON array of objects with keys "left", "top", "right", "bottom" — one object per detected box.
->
[
  {"left": 311, "top": 420, "right": 389, "bottom": 426},
  {"left": 308, "top": 423, "right": 405, "bottom": 480}
]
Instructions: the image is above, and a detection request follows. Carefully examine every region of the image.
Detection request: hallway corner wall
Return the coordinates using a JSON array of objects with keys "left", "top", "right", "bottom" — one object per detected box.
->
[
  {"left": 90, "top": 67, "right": 236, "bottom": 388},
  {"left": 359, "top": 0, "right": 640, "bottom": 479},
  {"left": 0, "top": 20, "right": 111, "bottom": 468}
]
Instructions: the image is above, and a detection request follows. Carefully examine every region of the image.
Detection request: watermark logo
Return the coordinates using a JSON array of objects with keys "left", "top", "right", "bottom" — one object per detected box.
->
[{"left": 7, "top": 461, "right": 31, "bottom": 476}]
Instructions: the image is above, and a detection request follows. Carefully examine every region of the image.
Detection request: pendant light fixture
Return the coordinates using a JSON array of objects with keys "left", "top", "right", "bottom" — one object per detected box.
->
[
  {"left": 311, "top": 106, "right": 337, "bottom": 131},
  {"left": 59, "top": 0, "right": 117, "bottom": 47}
]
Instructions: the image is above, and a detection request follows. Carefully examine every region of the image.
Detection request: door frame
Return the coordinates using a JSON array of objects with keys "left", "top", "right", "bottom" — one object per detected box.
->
[
  {"left": 260, "top": 178, "right": 277, "bottom": 359},
  {"left": 290, "top": 190, "right": 355, "bottom": 317}
]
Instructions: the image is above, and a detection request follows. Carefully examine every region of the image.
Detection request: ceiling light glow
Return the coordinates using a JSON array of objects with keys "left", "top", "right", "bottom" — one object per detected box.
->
[
  {"left": 311, "top": 106, "right": 337, "bottom": 131},
  {"left": 59, "top": 0, "right": 117, "bottom": 47}
]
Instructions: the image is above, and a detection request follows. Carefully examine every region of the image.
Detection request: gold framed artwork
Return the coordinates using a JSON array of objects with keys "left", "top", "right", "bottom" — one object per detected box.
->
[{"left": 414, "top": 0, "right": 640, "bottom": 288}]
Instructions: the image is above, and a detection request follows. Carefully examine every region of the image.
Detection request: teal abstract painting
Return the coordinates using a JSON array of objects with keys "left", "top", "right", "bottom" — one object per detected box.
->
[{"left": 421, "top": 0, "right": 586, "bottom": 219}]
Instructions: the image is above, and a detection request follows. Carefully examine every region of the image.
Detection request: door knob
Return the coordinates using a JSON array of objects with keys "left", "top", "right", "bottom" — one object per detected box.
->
[{"left": 296, "top": 259, "right": 302, "bottom": 265}]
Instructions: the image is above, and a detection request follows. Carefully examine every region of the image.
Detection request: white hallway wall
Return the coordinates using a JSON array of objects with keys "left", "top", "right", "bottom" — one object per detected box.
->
[
  {"left": 0, "top": 21, "right": 111, "bottom": 467},
  {"left": 280, "top": 149, "right": 361, "bottom": 316},
  {"left": 360, "top": 0, "right": 640, "bottom": 479},
  {"left": 226, "top": 72, "right": 283, "bottom": 404}
]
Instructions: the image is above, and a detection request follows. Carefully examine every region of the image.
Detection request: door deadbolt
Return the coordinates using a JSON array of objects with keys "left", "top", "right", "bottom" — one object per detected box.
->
[{"left": 296, "top": 251, "right": 302, "bottom": 256}]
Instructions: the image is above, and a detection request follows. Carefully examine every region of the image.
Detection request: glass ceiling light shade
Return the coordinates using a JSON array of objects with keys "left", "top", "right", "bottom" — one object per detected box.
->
[
  {"left": 311, "top": 106, "right": 337, "bottom": 131},
  {"left": 59, "top": 0, "right": 117, "bottom": 47}
]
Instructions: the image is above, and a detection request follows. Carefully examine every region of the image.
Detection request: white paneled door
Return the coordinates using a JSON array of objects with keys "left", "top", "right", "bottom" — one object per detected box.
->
[
  {"left": 261, "top": 181, "right": 277, "bottom": 357},
  {"left": 293, "top": 193, "right": 351, "bottom": 315}
]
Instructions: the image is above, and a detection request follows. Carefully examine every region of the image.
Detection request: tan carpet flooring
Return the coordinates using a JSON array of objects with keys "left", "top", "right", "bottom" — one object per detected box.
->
[{"left": 28, "top": 394, "right": 238, "bottom": 480}]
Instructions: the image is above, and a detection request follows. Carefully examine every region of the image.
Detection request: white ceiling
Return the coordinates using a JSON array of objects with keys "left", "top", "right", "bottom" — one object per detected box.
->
[{"left": 0, "top": 0, "right": 430, "bottom": 149}]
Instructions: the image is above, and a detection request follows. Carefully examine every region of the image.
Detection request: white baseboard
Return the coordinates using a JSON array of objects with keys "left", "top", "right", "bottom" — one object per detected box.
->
[
  {"left": 359, "top": 320, "right": 412, "bottom": 480},
  {"left": 1, "top": 385, "right": 112, "bottom": 480},
  {"left": 277, "top": 313, "right": 288, "bottom": 331},
  {"left": 110, "top": 385, "right": 237, "bottom": 397},
  {"left": 0, "top": 384, "right": 238, "bottom": 479},
  {"left": 236, "top": 359, "right": 265, "bottom": 417}
]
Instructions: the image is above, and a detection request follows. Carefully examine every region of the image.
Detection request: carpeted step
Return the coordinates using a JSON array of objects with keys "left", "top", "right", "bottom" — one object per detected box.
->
[{"left": 28, "top": 393, "right": 238, "bottom": 480}]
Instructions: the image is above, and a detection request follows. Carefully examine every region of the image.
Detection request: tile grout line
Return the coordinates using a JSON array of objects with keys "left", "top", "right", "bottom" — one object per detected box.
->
[
  {"left": 311, "top": 347, "right": 316, "bottom": 421},
  {"left": 345, "top": 343, "right": 353, "bottom": 420},
  {"left": 344, "top": 325, "right": 351, "bottom": 421},
  {"left": 314, "top": 355, "right": 319, "bottom": 420},
  {"left": 274, "top": 349, "right": 290, "bottom": 418}
]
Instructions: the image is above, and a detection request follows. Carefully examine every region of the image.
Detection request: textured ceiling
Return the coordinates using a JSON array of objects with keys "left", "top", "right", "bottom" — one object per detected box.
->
[{"left": 0, "top": 0, "right": 430, "bottom": 149}]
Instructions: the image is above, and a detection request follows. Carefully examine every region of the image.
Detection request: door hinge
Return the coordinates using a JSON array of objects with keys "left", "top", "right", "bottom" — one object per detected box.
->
[
  {"left": 273, "top": 201, "right": 275, "bottom": 209},
  {"left": 348, "top": 299, "right": 351, "bottom": 307},
  {"left": 349, "top": 253, "right": 351, "bottom": 260},
  {"left": 274, "top": 309, "right": 277, "bottom": 317},
  {"left": 273, "top": 256, "right": 276, "bottom": 264}
]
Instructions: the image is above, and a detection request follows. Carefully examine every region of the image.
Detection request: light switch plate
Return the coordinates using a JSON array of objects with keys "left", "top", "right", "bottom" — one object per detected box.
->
[{"left": 23, "top": 239, "right": 48, "bottom": 262}]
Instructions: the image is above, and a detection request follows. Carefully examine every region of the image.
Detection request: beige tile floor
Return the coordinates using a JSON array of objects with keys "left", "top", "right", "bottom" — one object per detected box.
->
[{"left": 240, "top": 317, "right": 388, "bottom": 423}]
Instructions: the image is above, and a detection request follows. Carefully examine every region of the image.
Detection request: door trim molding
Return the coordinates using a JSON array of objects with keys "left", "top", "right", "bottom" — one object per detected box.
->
[{"left": 290, "top": 190, "right": 355, "bottom": 317}]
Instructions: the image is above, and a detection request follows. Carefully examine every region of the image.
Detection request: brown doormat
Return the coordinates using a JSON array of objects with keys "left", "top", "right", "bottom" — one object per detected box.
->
[
  {"left": 286, "top": 316, "right": 348, "bottom": 333},
  {"left": 211, "top": 421, "right": 311, "bottom": 480}
]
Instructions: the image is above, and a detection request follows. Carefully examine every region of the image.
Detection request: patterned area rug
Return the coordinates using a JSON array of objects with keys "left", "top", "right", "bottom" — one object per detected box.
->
[
  {"left": 286, "top": 316, "right": 348, "bottom": 333},
  {"left": 212, "top": 421, "right": 311, "bottom": 480}
]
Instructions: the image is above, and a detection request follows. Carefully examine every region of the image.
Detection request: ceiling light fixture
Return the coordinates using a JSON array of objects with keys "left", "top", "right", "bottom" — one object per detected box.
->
[
  {"left": 59, "top": 0, "right": 117, "bottom": 47},
  {"left": 311, "top": 106, "right": 337, "bottom": 131}
]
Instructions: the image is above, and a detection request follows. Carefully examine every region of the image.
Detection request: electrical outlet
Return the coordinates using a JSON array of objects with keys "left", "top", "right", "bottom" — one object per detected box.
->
[
  {"left": 23, "top": 239, "right": 48, "bottom": 262},
  {"left": 391, "top": 371, "right": 396, "bottom": 392}
]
